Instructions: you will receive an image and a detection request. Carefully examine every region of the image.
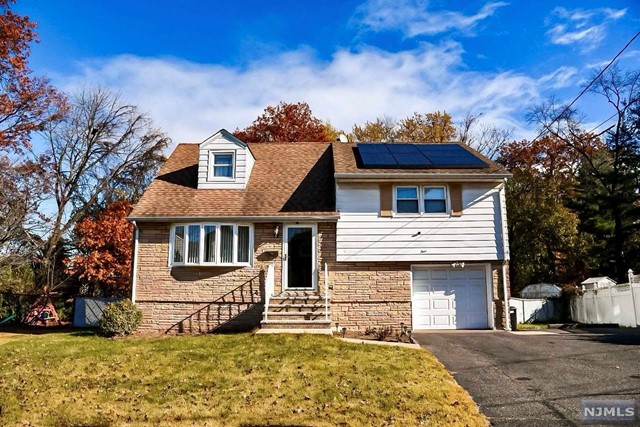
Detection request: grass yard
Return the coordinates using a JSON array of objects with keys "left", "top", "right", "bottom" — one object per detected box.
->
[
  {"left": 516, "top": 323, "right": 550, "bottom": 330},
  {"left": 0, "top": 332, "right": 487, "bottom": 427}
]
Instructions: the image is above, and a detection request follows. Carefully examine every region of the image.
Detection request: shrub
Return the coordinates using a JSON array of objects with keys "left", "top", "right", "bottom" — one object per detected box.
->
[
  {"left": 374, "top": 325, "right": 393, "bottom": 341},
  {"left": 99, "top": 299, "right": 142, "bottom": 337}
]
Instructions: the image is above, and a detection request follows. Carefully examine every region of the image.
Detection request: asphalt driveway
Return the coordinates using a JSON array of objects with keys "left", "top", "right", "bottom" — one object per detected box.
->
[{"left": 413, "top": 328, "right": 640, "bottom": 426}]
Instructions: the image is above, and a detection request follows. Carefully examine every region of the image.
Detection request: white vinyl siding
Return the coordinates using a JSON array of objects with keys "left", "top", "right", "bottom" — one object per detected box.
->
[
  {"left": 170, "top": 223, "right": 253, "bottom": 266},
  {"left": 197, "top": 130, "right": 255, "bottom": 189},
  {"left": 336, "top": 183, "right": 507, "bottom": 262},
  {"left": 336, "top": 183, "right": 379, "bottom": 212}
]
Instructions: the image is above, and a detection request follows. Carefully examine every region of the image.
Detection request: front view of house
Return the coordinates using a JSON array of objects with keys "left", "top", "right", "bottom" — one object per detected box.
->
[{"left": 129, "top": 130, "right": 511, "bottom": 333}]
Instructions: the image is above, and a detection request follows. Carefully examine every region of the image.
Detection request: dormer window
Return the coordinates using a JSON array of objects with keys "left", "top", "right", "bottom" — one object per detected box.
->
[
  {"left": 197, "top": 130, "right": 253, "bottom": 189},
  {"left": 208, "top": 151, "right": 235, "bottom": 180}
]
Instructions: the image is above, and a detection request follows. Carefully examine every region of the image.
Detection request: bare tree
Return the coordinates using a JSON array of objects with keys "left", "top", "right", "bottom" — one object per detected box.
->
[
  {"left": 457, "top": 113, "right": 513, "bottom": 159},
  {"left": 37, "top": 87, "right": 170, "bottom": 289},
  {"left": 0, "top": 157, "right": 47, "bottom": 264}
]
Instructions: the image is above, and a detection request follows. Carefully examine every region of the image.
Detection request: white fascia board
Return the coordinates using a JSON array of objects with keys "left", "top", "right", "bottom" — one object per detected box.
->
[
  {"left": 127, "top": 215, "right": 340, "bottom": 222},
  {"left": 334, "top": 172, "right": 511, "bottom": 182}
]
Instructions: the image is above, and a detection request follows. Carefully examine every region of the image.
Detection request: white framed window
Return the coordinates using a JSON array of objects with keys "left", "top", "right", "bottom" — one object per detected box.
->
[
  {"left": 394, "top": 185, "right": 448, "bottom": 215},
  {"left": 423, "top": 187, "right": 447, "bottom": 213},
  {"left": 395, "top": 186, "right": 419, "bottom": 213},
  {"left": 170, "top": 223, "right": 252, "bottom": 266},
  {"left": 208, "top": 151, "right": 235, "bottom": 180}
]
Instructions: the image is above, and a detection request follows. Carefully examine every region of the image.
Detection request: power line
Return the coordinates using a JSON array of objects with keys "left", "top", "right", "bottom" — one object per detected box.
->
[
  {"left": 587, "top": 111, "right": 618, "bottom": 135},
  {"left": 532, "top": 30, "right": 640, "bottom": 143}
]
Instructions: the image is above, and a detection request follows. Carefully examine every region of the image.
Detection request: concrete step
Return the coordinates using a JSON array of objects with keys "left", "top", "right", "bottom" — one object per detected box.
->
[
  {"left": 260, "top": 319, "right": 332, "bottom": 330},
  {"left": 255, "top": 328, "right": 332, "bottom": 335},
  {"left": 268, "top": 303, "right": 326, "bottom": 312},
  {"left": 269, "top": 295, "right": 324, "bottom": 305},
  {"left": 265, "top": 311, "right": 330, "bottom": 321}
]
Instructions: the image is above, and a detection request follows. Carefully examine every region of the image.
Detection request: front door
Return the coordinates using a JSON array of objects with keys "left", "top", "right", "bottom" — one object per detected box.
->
[{"left": 283, "top": 225, "right": 315, "bottom": 290}]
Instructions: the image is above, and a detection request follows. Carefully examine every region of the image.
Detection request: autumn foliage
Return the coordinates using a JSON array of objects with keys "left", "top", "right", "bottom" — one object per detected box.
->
[
  {"left": 0, "top": 0, "right": 64, "bottom": 152},
  {"left": 234, "top": 101, "right": 333, "bottom": 143},
  {"left": 69, "top": 200, "right": 133, "bottom": 296}
]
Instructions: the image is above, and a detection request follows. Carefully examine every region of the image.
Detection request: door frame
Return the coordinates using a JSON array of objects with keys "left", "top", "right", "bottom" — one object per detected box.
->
[
  {"left": 282, "top": 223, "right": 317, "bottom": 291},
  {"left": 410, "top": 263, "right": 493, "bottom": 330}
]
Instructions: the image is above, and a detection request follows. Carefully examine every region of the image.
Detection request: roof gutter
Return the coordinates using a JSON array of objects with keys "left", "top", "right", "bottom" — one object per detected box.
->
[
  {"left": 127, "top": 214, "right": 340, "bottom": 222},
  {"left": 334, "top": 172, "right": 511, "bottom": 182}
]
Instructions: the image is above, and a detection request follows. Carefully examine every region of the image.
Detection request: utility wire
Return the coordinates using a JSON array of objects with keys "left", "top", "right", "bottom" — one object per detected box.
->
[{"left": 531, "top": 30, "right": 640, "bottom": 143}]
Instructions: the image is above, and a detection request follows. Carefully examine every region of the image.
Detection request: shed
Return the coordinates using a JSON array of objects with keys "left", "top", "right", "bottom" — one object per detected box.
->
[
  {"left": 581, "top": 277, "right": 616, "bottom": 290},
  {"left": 520, "top": 283, "right": 562, "bottom": 299}
]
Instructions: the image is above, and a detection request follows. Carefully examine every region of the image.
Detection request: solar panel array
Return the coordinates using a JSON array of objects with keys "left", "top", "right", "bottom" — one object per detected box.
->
[{"left": 356, "top": 143, "right": 488, "bottom": 169}]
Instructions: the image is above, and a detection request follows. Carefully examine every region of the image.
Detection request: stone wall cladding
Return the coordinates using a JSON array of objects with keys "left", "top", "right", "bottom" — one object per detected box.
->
[
  {"left": 135, "top": 222, "right": 282, "bottom": 333},
  {"left": 134, "top": 221, "right": 510, "bottom": 333},
  {"left": 319, "top": 222, "right": 509, "bottom": 332}
]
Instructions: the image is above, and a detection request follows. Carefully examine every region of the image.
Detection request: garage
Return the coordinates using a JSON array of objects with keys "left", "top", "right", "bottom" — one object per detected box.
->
[{"left": 412, "top": 265, "right": 490, "bottom": 329}]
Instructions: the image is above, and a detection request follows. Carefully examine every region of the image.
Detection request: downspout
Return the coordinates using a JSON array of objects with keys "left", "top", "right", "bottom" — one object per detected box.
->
[
  {"left": 131, "top": 221, "right": 139, "bottom": 304},
  {"left": 499, "top": 181, "right": 511, "bottom": 331},
  {"left": 502, "top": 263, "right": 511, "bottom": 331}
]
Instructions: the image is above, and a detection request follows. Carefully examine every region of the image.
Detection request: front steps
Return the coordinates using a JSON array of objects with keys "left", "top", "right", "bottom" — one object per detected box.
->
[{"left": 257, "top": 293, "right": 332, "bottom": 334}]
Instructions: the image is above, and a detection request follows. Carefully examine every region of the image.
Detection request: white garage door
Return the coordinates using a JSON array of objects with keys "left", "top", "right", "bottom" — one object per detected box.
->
[{"left": 412, "top": 266, "right": 489, "bottom": 329}]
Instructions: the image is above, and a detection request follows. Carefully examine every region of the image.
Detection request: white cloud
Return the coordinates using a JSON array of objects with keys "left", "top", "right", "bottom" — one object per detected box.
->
[
  {"left": 353, "top": 0, "right": 508, "bottom": 37},
  {"left": 57, "top": 42, "right": 549, "bottom": 146},
  {"left": 538, "top": 66, "right": 578, "bottom": 89},
  {"left": 546, "top": 7, "right": 626, "bottom": 52}
]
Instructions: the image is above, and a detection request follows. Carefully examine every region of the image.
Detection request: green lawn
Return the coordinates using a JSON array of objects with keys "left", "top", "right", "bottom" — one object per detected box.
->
[{"left": 0, "top": 332, "right": 487, "bottom": 427}]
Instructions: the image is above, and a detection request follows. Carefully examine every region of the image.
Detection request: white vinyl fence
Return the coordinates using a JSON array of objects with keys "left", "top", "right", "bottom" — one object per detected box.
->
[
  {"left": 570, "top": 283, "right": 640, "bottom": 327},
  {"left": 73, "top": 297, "right": 122, "bottom": 327},
  {"left": 509, "top": 298, "right": 559, "bottom": 324}
]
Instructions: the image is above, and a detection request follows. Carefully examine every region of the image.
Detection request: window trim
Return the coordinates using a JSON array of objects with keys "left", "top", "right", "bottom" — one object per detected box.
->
[
  {"left": 393, "top": 185, "right": 450, "bottom": 216},
  {"left": 207, "top": 150, "right": 236, "bottom": 181},
  {"left": 423, "top": 186, "right": 448, "bottom": 213},
  {"left": 395, "top": 185, "right": 420, "bottom": 214},
  {"left": 169, "top": 223, "right": 253, "bottom": 267}
]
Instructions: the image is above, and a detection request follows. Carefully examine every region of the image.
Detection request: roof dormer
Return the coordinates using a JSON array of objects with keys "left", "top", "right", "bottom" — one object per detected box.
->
[{"left": 197, "top": 129, "right": 255, "bottom": 189}]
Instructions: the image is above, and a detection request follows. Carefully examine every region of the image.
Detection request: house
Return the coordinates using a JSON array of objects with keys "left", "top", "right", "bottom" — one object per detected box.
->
[
  {"left": 580, "top": 276, "right": 616, "bottom": 291},
  {"left": 128, "top": 129, "right": 512, "bottom": 333}
]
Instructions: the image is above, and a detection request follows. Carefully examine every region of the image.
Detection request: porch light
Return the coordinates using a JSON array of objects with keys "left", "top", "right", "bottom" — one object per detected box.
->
[{"left": 274, "top": 225, "right": 279, "bottom": 238}]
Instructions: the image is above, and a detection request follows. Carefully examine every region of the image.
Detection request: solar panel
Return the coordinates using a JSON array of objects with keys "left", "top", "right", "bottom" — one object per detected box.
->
[
  {"left": 392, "top": 153, "right": 432, "bottom": 167},
  {"left": 416, "top": 144, "right": 488, "bottom": 168},
  {"left": 359, "top": 152, "right": 398, "bottom": 167},
  {"left": 357, "top": 143, "right": 488, "bottom": 169},
  {"left": 386, "top": 143, "right": 420, "bottom": 154},
  {"left": 357, "top": 143, "right": 397, "bottom": 167}
]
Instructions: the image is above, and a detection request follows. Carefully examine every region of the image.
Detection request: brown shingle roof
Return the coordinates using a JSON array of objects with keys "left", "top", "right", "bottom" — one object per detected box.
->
[
  {"left": 332, "top": 142, "right": 509, "bottom": 176},
  {"left": 130, "top": 143, "right": 337, "bottom": 219}
]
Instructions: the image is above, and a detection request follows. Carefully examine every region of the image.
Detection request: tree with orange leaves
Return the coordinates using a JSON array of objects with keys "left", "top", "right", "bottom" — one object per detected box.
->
[
  {"left": 0, "top": 0, "right": 64, "bottom": 152},
  {"left": 69, "top": 200, "right": 133, "bottom": 296},
  {"left": 234, "top": 101, "right": 333, "bottom": 143}
]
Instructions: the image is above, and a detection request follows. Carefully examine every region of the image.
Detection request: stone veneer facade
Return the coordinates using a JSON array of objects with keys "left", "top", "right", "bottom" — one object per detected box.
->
[{"left": 135, "top": 221, "right": 509, "bottom": 333}]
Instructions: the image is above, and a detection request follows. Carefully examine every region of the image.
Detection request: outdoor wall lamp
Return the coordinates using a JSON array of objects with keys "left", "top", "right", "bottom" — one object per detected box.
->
[{"left": 273, "top": 225, "right": 279, "bottom": 238}]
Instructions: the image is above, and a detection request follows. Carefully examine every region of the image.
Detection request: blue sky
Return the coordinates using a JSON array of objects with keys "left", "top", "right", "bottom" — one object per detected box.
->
[{"left": 15, "top": 0, "right": 640, "bottom": 144}]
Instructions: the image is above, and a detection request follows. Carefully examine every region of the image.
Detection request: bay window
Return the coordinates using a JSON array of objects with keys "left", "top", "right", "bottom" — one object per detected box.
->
[{"left": 170, "top": 223, "right": 252, "bottom": 266}]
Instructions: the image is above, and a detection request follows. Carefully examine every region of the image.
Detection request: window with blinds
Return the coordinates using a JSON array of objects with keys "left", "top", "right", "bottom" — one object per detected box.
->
[{"left": 170, "top": 223, "right": 252, "bottom": 266}]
